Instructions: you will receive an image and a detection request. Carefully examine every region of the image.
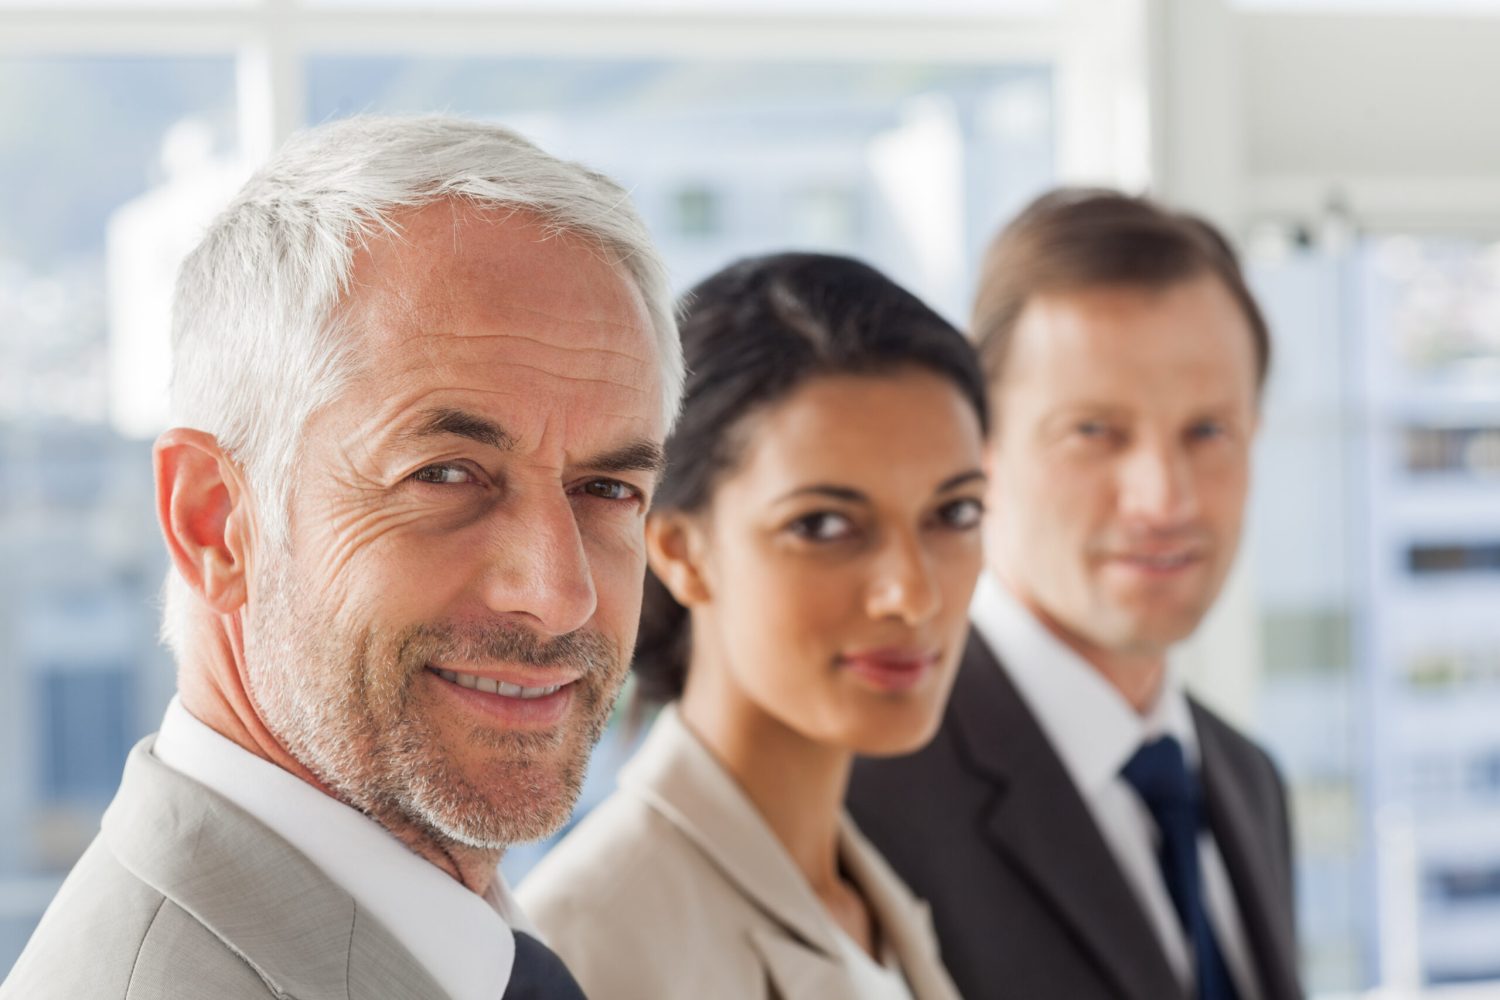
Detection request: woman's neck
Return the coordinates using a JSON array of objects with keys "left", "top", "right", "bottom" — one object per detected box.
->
[{"left": 678, "top": 675, "right": 851, "bottom": 895}]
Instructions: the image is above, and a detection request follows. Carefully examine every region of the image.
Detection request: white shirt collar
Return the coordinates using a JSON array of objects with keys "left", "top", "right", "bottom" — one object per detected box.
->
[
  {"left": 969, "top": 572, "right": 1199, "bottom": 794},
  {"left": 152, "top": 696, "right": 523, "bottom": 1000}
]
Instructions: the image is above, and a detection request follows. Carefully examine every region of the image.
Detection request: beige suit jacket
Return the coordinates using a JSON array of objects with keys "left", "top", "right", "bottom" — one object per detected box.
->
[
  {"left": 1, "top": 737, "right": 446, "bottom": 999},
  {"left": 518, "top": 707, "right": 961, "bottom": 1000}
]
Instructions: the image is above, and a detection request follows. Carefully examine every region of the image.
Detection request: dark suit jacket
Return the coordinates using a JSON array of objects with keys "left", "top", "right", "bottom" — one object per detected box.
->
[{"left": 847, "top": 632, "right": 1303, "bottom": 1000}]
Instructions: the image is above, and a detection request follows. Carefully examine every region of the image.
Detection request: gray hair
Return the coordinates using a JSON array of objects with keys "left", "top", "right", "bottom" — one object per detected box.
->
[{"left": 162, "top": 114, "right": 682, "bottom": 652}]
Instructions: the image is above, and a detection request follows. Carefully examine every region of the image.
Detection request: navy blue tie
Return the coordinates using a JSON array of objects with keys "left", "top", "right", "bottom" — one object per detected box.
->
[
  {"left": 502, "top": 931, "right": 589, "bottom": 1000},
  {"left": 1120, "top": 736, "right": 1240, "bottom": 1000}
]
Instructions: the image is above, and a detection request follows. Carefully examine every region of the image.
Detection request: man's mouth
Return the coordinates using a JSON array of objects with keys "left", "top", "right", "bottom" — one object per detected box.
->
[
  {"left": 1114, "top": 552, "right": 1198, "bottom": 572},
  {"left": 429, "top": 667, "right": 566, "bottom": 700}
]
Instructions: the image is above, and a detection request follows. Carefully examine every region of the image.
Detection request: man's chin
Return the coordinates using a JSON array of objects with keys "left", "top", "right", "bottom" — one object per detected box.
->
[
  {"left": 1099, "top": 611, "right": 1206, "bottom": 659},
  {"left": 407, "top": 746, "right": 591, "bottom": 849}
]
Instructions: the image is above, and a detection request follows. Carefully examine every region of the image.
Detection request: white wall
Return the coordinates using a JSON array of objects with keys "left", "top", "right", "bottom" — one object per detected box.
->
[{"left": 1241, "top": 10, "right": 1500, "bottom": 233}]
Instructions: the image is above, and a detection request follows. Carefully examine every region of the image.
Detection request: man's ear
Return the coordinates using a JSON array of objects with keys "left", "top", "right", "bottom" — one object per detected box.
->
[
  {"left": 645, "top": 512, "right": 711, "bottom": 607},
  {"left": 154, "top": 428, "right": 254, "bottom": 614}
]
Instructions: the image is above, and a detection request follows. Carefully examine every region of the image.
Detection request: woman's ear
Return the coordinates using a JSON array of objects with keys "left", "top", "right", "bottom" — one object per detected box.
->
[
  {"left": 645, "top": 512, "right": 711, "bottom": 607},
  {"left": 154, "top": 428, "right": 254, "bottom": 614}
]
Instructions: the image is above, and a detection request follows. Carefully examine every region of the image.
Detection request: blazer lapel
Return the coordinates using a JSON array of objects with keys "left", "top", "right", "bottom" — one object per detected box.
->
[
  {"left": 620, "top": 707, "right": 856, "bottom": 999},
  {"left": 951, "top": 634, "right": 1185, "bottom": 1000},
  {"left": 838, "top": 820, "right": 959, "bottom": 1000},
  {"left": 748, "top": 930, "right": 861, "bottom": 1000},
  {"left": 1194, "top": 703, "right": 1302, "bottom": 1000},
  {"left": 103, "top": 738, "right": 445, "bottom": 1000}
]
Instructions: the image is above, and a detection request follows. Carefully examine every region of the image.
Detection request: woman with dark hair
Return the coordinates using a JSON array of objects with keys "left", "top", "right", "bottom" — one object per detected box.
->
[{"left": 518, "top": 253, "right": 989, "bottom": 1000}]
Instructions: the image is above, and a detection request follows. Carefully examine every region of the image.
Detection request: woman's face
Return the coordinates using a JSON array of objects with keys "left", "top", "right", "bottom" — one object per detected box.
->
[{"left": 661, "top": 367, "right": 987, "bottom": 757}]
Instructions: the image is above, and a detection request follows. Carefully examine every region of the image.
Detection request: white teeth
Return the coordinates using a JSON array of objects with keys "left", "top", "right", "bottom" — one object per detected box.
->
[
  {"left": 432, "top": 668, "right": 562, "bottom": 699},
  {"left": 520, "top": 685, "right": 560, "bottom": 699}
]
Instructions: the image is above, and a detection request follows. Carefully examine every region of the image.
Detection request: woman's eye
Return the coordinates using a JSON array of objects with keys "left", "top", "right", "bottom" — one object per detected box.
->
[
  {"left": 788, "top": 511, "right": 856, "bottom": 543},
  {"left": 411, "top": 464, "right": 475, "bottom": 485},
  {"left": 579, "top": 479, "right": 641, "bottom": 503},
  {"left": 937, "top": 497, "right": 985, "bottom": 530}
]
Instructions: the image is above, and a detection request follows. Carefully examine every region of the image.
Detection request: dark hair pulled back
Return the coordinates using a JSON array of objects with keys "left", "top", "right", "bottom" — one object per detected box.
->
[{"left": 633, "top": 252, "right": 988, "bottom": 704}]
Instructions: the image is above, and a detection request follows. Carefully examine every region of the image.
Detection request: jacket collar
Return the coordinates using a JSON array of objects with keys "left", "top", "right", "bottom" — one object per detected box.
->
[
  {"left": 1194, "top": 703, "right": 1303, "bottom": 1000},
  {"left": 619, "top": 706, "right": 844, "bottom": 959},
  {"left": 947, "top": 635, "right": 1187, "bottom": 1000},
  {"left": 103, "top": 737, "right": 445, "bottom": 1000},
  {"left": 619, "top": 706, "right": 952, "bottom": 999}
]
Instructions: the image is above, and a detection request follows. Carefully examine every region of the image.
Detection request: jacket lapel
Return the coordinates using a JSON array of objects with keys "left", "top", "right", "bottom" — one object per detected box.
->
[
  {"left": 620, "top": 707, "right": 858, "bottom": 1000},
  {"left": 1194, "top": 702, "right": 1303, "bottom": 1000},
  {"left": 838, "top": 820, "right": 959, "bottom": 1000},
  {"left": 103, "top": 738, "right": 445, "bottom": 1000},
  {"left": 952, "top": 634, "right": 1185, "bottom": 1000}
]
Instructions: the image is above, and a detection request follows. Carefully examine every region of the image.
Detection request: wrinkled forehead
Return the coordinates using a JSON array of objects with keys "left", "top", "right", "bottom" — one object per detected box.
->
[
  {"left": 343, "top": 201, "right": 650, "bottom": 347},
  {"left": 326, "top": 201, "right": 663, "bottom": 423}
]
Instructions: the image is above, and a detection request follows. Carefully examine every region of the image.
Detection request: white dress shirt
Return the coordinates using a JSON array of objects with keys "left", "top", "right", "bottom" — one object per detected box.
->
[
  {"left": 970, "top": 574, "right": 1263, "bottom": 1000},
  {"left": 152, "top": 696, "right": 529, "bottom": 1000},
  {"left": 834, "top": 928, "right": 916, "bottom": 1000}
]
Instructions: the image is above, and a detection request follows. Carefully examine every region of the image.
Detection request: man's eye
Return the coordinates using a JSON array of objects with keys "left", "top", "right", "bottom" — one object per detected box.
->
[
  {"left": 1188, "top": 421, "right": 1227, "bottom": 441},
  {"left": 787, "top": 511, "right": 856, "bottom": 543},
  {"left": 580, "top": 479, "right": 640, "bottom": 503},
  {"left": 411, "top": 464, "right": 475, "bottom": 485},
  {"left": 1077, "top": 420, "right": 1112, "bottom": 438},
  {"left": 937, "top": 497, "right": 985, "bottom": 530}
]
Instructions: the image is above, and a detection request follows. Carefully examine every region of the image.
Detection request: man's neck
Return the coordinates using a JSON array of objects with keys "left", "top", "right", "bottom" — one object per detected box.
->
[{"left": 1002, "top": 584, "right": 1167, "bottom": 715}]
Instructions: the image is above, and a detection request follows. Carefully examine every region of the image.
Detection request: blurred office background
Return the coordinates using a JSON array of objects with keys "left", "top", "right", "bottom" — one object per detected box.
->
[{"left": 2, "top": 0, "right": 1499, "bottom": 995}]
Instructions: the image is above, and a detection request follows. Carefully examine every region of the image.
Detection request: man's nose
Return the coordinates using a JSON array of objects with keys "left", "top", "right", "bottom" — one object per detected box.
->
[
  {"left": 1118, "top": 441, "right": 1199, "bottom": 527},
  {"left": 479, "top": 491, "right": 597, "bottom": 636},
  {"left": 863, "top": 531, "right": 941, "bottom": 627}
]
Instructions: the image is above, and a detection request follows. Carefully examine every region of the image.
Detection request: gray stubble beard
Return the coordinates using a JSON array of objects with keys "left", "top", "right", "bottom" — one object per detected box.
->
[{"left": 243, "top": 555, "right": 626, "bottom": 853}]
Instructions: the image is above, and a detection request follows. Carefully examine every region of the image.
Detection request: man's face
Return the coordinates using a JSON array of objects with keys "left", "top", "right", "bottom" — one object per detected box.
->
[
  {"left": 243, "top": 202, "right": 667, "bottom": 849},
  {"left": 984, "top": 275, "right": 1259, "bottom": 663}
]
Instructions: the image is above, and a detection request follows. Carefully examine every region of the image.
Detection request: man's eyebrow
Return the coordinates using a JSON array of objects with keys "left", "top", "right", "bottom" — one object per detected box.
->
[
  {"left": 579, "top": 440, "right": 667, "bottom": 478},
  {"left": 397, "top": 408, "right": 515, "bottom": 451}
]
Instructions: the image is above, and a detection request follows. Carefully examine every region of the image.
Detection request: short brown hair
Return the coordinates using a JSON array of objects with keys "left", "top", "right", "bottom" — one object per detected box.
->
[{"left": 971, "top": 187, "right": 1271, "bottom": 391}]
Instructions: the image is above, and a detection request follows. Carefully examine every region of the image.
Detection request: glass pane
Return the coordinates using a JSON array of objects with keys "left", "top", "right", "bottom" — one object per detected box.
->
[
  {"left": 0, "top": 54, "right": 239, "bottom": 972},
  {"left": 1249, "top": 233, "right": 1500, "bottom": 993},
  {"left": 307, "top": 56, "right": 1055, "bottom": 324}
]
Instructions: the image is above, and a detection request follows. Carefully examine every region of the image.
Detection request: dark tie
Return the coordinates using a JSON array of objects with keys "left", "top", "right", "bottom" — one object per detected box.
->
[
  {"left": 1120, "top": 736, "right": 1240, "bottom": 1000},
  {"left": 502, "top": 931, "right": 589, "bottom": 1000}
]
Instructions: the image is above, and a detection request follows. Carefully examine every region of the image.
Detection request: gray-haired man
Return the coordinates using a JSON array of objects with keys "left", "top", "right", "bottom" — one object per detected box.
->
[{"left": 3, "top": 116, "right": 682, "bottom": 1000}]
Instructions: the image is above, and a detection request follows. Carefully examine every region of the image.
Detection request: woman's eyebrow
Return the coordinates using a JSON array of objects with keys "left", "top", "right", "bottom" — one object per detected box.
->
[
  {"left": 935, "top": 469, "right": 987, "bottom": 492},
  {"left": 773, "top": 484, "right": 868, "bottom": 505}
]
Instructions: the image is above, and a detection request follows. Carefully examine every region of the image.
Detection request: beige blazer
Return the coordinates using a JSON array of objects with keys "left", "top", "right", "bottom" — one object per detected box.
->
[
  {"left": 518, "top": 706, "right": 961, "bottom": 1000},
  {"left": 1, "top": 737, "right": 445, "bottom": 1000}
]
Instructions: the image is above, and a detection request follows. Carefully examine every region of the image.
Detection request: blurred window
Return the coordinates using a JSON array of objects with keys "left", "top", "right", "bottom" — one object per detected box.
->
[
  {"left": 672, "top": 184, "right": 722, "bottom": 239},
  {"left": 1250, "top": 233, "right": 1500, "bottom": 993},
  {"left": 37, "top": 668, "right": 136, "bottom": 804},
  {"left": 0, "top": 52, "right": 237, "bottom": 972},
  {"left": 306, "top": 56, "right": 1054, "bottom": 320}
]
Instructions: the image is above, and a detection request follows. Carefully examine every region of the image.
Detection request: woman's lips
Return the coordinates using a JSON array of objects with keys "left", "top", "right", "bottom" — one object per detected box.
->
[{"left": 837, "top": 648, "right": 940, "bottom": 694}]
